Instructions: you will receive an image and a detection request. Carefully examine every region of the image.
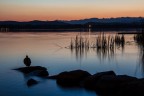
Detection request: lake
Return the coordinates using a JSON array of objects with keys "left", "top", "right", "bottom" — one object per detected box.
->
[{"left": 0, "top": 30, "right": 143, "bottom": 96}]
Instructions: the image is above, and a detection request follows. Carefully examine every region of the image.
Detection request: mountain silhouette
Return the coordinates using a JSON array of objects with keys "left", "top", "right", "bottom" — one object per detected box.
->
[
  {"left": 0, "top": 17, "right": 143, "bottom": 31},
  {"left": 64, "top": 17, "right": 144, "bottom": 24}
]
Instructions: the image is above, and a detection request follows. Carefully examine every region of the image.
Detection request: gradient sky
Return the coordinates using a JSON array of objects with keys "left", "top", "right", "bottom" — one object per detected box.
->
[{"left": 0, "top": 0, "right": 144, "bottom": 21}]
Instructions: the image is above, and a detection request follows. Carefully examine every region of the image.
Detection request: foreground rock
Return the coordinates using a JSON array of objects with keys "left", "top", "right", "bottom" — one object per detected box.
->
[
  {"left": 49, "top": 70, "right": 91, "bottom": 87},
  {"left": 14, "top": 66, "right": 49, "bottom": 77},
  {"left": 27, "top": 78, "right": 38, "bottom": 87},
  {"left": 83, "top": 71, "right": 144, "bottom": 96},
  {"left": 92, "top": 75, "right": 138, "bottom": 96},
  {"left": 83, "top": 71, "right": 116, "bottom": 90},
  {"left": 49, "top": 70, "right": 144, "bottom": 96}
]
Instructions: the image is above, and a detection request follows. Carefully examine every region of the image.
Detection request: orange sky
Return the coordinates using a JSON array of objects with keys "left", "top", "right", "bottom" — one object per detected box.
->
[{"left": 0, "top": 0, "right": 144, "bottom": 21}]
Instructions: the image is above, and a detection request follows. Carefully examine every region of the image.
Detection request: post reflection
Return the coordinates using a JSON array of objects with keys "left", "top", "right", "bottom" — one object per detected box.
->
[
  {"left": 134, "top": 29, "right": 144, "bottom": 76},
  {"left": 69, "top": 32, "right": 125, "bottom": 62}
]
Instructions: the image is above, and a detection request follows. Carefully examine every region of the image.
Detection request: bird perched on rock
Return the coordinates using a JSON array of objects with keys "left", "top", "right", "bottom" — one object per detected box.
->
[{"left": 23, "top": 55, "right": 31, "bottom": 67}]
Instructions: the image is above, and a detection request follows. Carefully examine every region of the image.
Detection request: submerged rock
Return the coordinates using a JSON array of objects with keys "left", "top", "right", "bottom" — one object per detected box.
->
[
  {"left": 51, "top": 70, "right": 91, "bottom": 87},
  {"left": 14, "top": 66, "right": 49, "bottom": 77},
  {"left": 27, "top": 78, "right": 38, "bottom": 87}
]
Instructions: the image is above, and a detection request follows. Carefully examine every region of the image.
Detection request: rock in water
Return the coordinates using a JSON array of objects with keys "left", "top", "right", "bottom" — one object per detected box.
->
[
  {"left": 27, "top": 78, "right": 38, "bottom": 87},
  {"left": 23, "top": 55, "right": 31, "bottom": 67},
  {"left": 54, "top": 70, "right": 91, "bottom": 87},
  {"left": 14, "top": 66, "right": 49, "bottom": 77},
  {"left": 83, "top": 71, "right": 116, "bottom": 90}
]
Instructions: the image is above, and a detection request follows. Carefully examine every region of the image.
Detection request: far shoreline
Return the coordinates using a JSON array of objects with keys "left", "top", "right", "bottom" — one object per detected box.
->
[{"left": 0, "top": 28, "right": 143, "bottom": 33}]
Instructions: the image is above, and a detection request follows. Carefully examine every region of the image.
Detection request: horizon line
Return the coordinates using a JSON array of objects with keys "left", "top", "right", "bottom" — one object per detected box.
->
[{"left": 0, "top": 16, "right": 144, "bottom": 22}]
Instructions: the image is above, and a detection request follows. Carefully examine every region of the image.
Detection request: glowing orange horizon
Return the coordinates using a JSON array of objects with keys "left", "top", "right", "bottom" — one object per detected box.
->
[
  {"left": 0, "top": 9, "right": 144, "bottom": 21},
  {"left": 0, "top": 12, "right": 144, "bottom": 21},
  {"left": 0, "top": 0, "right": 144, "bottom": 21}
]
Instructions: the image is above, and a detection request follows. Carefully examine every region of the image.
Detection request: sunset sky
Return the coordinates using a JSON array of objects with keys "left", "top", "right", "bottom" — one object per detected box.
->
[{"left": 0, "top": 0, "right": 144, "bottom": 21}]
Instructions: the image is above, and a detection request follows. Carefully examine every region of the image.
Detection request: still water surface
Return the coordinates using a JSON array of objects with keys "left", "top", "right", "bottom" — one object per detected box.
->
[{"left": 0, "top": 31, "right": 143, "bottom": 96}]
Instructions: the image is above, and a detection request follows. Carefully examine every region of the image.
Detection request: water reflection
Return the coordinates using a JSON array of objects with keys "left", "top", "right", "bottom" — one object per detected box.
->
[
  {"left": 69, "top": 32, "right": 125, "bottom": 62},
  {"left": 140, "top": 50, "right": 144, "bottom": 75},
  {"left": 0, "top": 31, "right": 143, "bottom": 96},
  {"left": 134, "top": 30, "right": 144, "bottom": 76}
]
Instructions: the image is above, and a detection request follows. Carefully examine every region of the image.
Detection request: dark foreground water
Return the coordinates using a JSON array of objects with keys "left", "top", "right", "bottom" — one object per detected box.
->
[{"left": 0, "top": 31, "right": 143, "bottom": 96}]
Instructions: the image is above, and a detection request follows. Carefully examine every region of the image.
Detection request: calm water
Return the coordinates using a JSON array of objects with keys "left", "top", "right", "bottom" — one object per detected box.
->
[{"left": 0, "top": 31, "right": 143, "bottom": 96}]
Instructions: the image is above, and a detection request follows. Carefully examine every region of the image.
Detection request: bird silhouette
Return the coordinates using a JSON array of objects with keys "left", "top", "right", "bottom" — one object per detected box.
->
[{"left": 23, "top": 55, "right": 31, "bottom": 67}]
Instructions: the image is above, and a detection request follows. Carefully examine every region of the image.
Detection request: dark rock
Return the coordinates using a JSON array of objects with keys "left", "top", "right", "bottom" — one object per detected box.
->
[
  {"left": 120, "top": 78, "right": 144, "bottom": 96},
  {"left": 47, "top": 75, "right": 58, "bottom": 79},
  {"left": 95, "top": 75, "right": 138, "bottom": 95},
  {"left": 27, "top": 78, "right": 38, "bottom": 87},
  {"left": 37, "top": 70, "right": 49, "bottom": 77},
  {"left": 48, "top": 69, "right": 144, "bottom": 96},
  {"left": 83, "top": 71, "right": 116, "bottom": 90},
  {"left": 82, "top": 71, "right": 144, "bottom": 96},
  {"left": 54, "top": 70, "right": 91, "bottom": 87},
  {"left": 14, "top": 66, "right": 49, "bottom": 77}
]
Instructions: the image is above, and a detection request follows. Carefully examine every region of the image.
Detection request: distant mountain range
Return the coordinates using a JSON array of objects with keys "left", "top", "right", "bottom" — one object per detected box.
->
[
  {"left": 63, "top": 17, "right": 144, "bottom": 24},
  {"left": 0, "top": 17, "right": 144, "bottom": 25},
  {"left": 0, "top": 20, "right": 68, "bottom": 25},
  {"left": 0, "top": 17, "right": 144, "bottom": 31}
]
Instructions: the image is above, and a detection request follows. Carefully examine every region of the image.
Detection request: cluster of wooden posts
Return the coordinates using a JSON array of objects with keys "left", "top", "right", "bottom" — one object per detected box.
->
[{"left": 69, "top": 33, "right": 125, "bottom": 50}]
